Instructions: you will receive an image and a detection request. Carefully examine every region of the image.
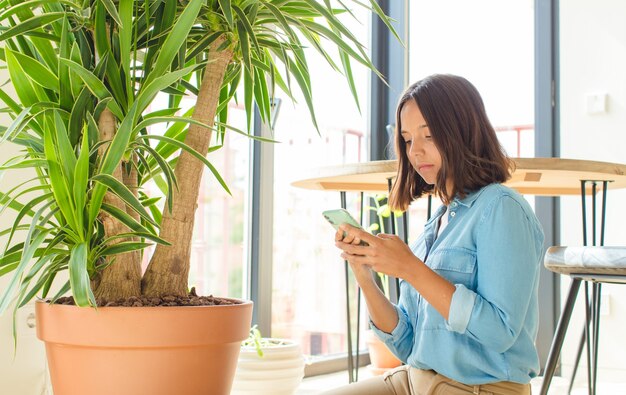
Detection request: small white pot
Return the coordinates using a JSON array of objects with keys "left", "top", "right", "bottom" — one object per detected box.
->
[{"left": 232, "top": 339, "right": 305, "bottom": 395}]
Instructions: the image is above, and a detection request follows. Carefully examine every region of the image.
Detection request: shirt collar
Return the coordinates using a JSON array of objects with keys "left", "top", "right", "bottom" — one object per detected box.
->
[
  {"left": 425, "top": 203, "right": 447, "bottom": 227},
  {"left": 423, "top": 184, "right": 493, "bottom": 226},
  {"left": 453, "top": 184, "right": 492, "bottom": 207}
]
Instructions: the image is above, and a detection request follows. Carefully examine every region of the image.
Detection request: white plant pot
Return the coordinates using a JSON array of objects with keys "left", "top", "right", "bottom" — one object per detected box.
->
[{"left": 232, "top": 339, "right": 305, "bottom": 395}]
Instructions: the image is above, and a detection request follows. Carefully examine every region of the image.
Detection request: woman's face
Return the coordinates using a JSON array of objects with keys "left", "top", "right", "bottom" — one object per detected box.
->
[{"left": 399, "top": 100, "right": 442, "bottom": 185}]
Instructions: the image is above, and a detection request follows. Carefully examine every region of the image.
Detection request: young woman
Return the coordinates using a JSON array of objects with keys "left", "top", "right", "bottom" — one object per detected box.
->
[{"left": 325, "top": 74, "right": 544, "bottom": 395}]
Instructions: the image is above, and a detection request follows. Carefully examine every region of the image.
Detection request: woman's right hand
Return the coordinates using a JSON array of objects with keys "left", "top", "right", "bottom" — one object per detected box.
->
[{"left": 334, "top": 227, "right": 373, "bottom": 281}]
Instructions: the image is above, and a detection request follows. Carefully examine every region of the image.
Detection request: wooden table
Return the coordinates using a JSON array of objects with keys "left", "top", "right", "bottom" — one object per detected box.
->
[
  {"left": 292, "top": 157, "right": 626, "bottom": 195},
  {"left": 293, "top": 157, "right": 626, "bottom": 388}
]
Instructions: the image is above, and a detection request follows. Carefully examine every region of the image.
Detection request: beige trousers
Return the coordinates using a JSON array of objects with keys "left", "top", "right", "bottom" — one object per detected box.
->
[{"left": 320, "top": 365, "right": 531, "bottom": 395}]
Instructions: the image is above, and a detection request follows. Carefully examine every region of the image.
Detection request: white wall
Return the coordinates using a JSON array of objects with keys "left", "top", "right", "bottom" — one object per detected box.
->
[
  {"left": 559, "top": 0, "right": 626, "bottom": 386},
  {"left": 0, "top": 71, "right": 49, "bottom": 394}
]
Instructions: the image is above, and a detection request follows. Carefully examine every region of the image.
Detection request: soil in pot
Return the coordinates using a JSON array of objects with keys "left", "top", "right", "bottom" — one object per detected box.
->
[{"left": 53, "top": 287, "right": 238, "bottom": 307}]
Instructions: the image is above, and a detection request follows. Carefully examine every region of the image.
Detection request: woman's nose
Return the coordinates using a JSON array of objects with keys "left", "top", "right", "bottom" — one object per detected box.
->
[{"left": 408, "top": 140, "right": 423, "bottom": 156}]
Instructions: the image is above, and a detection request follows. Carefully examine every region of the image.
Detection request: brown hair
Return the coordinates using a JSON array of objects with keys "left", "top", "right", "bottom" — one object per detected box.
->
[{"left": 389, "top": 74, "right": 512, "bottom": 211}]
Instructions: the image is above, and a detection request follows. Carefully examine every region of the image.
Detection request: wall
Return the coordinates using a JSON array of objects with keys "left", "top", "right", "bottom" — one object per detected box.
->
[
  {"left": 559, "top": 0, "right": 626, "bottom": 386},
  {"left": 0, "top": 70, "right": 49, "bottom": 394}
]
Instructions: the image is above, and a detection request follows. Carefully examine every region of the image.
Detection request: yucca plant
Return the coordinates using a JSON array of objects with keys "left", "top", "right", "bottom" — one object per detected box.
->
[{"left": 0, "top": 0, "right": 398, "bottom": 313}]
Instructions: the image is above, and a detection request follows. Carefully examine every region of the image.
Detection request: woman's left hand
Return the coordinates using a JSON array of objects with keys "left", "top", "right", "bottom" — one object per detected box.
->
[{"left": 335, "top": 224, "right": 421, "bottom": 279}]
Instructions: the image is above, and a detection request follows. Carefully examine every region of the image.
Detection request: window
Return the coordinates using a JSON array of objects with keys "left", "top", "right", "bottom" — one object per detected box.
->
[
  {"left": 143, "top": 94, "right": 249, "bottom": 299},
  {"left": 269, "top": 7, "right": 372, "bottom": 363},
  {"left": 407, "top": 0, "right": 536, "bottom": 236}
]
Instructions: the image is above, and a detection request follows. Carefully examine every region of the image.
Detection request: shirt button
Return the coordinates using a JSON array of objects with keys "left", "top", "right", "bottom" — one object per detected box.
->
[
  {"left": 451, "top": 202, "right": 458, "bottom": 207},
  {"left": 450, "top": 211, "right": 456, "bottom": 217}
]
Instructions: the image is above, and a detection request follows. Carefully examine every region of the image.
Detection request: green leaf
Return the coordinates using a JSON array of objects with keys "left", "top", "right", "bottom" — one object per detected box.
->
[
  {"left": 243, "top": 59, "right": 254, "bottom": 130},
  {"left": 367, "top": 0, "right": 403, "bottom": 44},
  {"left": 99, "top": 0, "right": 123, "bottom": 27},
  {"left": 0, "top": 106, "right": 34, "bottom": 145},
  {"left": 0, "top": 185, "right": 50, "bottom": 222},
  {"left": 137, "top": 134, "right": 231, "bottom": 195},
  {"left": 98, "top": 241, "right": 152, "bottom": 257},
  {"left": 44, "top": 127, "right": 77, "bottom": 230},
  {"left": 100, "top": 203, "right": 158, "bottom": 236},
  {"left": 185, "top": 31, "right": 222, "bottom": 61},
  {"left": 68, "top": 243, "right": 95, "bottom": 307},
  {"left": 260, "top": 1, "right": 298, "bottom": 41},
  {"left": 143, "top": 108, "right": 181, "bottom": 119},
  {"left": 73, "top": 131, "right": 90, "bottom": 236},
  {"left": 133, "top": 116, "right": 218, "bottom": 136},
  {"left": 237, "top": 19, "right": 252, "bottom": 77},
  {"left": 0, "top": 12, "right": 65, "bottom": 42},
  {"left": 282, "top": 51, "right": 318, "bottom": 131},
  {"left": 233, "top": 5, "right": 260, "bottom": 55},
  {"left": 54, "top": 112, "right": 77, "bottom": 184},
  {"left": 338, "top": 46, "right": 360, "bottom": 113},
  {"left": 59, "top": 58, "right": 124, "bottom": 120},
  {"left": 118, "top": 0, "right": 133, "bottom": 102},
  {"left": 218, "top": 0, "right": 234, "bottom": 29},
  {"left": 92, "top": 174, "right": 157, "bottom": 227},
  {"left": 0, "top": 1, "right": 79, "bottom": 23},
  {"left": 136, "top": 64, "right": 200, "bottom": 115},
  {"left": 104, "top": 232, "right": 170, "bottom": 246},
  {"left": 17, "top": 254, "right": 60, "bottom": 308},
  {"left": 5, "top": 49, "right": 59, "bottom": 91},
  {"left": 68, "top": 88, "right": 92, "bottom": 145},
  {"left": 144, "top": 0, "right": 204, "bottom": 87},
  {"left": 0, "top": 205, "right": 49, "bottom": 314},
  {"left": 132, "top": 141, "right": 176, "bottom": 211},
  {"left": 0, "top": 235, "right": 47, "bottom": 307},
  {"left": 0, "top": 159, "right": 47, "bottom": 171},
  {"left": 49, "top": 280, "right": 71, "bottom": 304},
  {"left": 253, "top": 67, "right": 271, "bottom": 125},
  {"left": 298, "top": 19, "right": 373, "bottom": 70},
  {"left": 0, "top": 87, "right": 22, "bottom": 114},
  {"left": 4, "top": 50, "right": 43, "bottom": 107}
]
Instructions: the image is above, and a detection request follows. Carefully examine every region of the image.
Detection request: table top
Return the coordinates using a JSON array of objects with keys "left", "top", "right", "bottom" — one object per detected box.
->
[{"left": 291, "top": 157, "right": 626, "bottom": 196}]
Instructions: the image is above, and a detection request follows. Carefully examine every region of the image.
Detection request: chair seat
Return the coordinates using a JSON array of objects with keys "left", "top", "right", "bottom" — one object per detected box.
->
[{"left": 544, "top": 246, "right": 626, "bottom": 276}]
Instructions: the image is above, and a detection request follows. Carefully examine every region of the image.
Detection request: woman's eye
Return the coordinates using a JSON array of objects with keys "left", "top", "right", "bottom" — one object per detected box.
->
[
  {"left": 424, "top": 135, "right": 432, "bottom": 139},
  {"left": 404, "top": 140, "right": 411, "bottom": 144}
]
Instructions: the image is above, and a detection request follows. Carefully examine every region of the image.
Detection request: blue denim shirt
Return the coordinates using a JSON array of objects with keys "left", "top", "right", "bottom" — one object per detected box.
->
[{"left": 371, "top": 183, "right": 544, "bottom": 384}]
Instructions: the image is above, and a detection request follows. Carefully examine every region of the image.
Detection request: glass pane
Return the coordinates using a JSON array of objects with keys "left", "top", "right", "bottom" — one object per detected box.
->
[
  {"left": 187, "top": 105, "right": 249, "bottom": 299},
  {"left": 143, "top": 95, "right": 249, "bottom": 299},
  {"left": 271, "top": 8, "right": 372, "bottom": 361},
  {"left": 407, "top": 0, "right": 536, "bottom": 236}
]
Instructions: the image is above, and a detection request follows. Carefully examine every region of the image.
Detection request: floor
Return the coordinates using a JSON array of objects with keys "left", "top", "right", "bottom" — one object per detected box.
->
[{"left": 295, "top": 368, "right": 626, "bottom": 394}]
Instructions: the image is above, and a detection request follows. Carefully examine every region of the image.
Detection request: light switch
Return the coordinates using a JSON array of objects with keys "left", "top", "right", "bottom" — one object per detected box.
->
[{"left": 586, "top": 93, "right": 608, "bottom": 114}]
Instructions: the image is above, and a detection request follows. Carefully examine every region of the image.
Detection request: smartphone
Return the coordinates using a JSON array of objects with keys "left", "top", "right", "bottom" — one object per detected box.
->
[{"left": 322, "top": 209, "right": 368, "bottom": 246}]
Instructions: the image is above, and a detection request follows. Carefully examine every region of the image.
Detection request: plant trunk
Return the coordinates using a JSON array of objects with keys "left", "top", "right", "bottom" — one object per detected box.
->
[
  {"left": 142, "top": 37, "right": 233, "bottom": 297},
  {"left": 93, "top": 108, "right": 142, "bottom": 301}
]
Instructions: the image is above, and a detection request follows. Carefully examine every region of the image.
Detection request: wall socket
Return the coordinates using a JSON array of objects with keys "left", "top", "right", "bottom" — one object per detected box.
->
[
  {"left": 586, "top": 93, "right": 608, "bottom": 114},
  {"left": 16, "top": 303, "right": 37, "bottom": 337}
]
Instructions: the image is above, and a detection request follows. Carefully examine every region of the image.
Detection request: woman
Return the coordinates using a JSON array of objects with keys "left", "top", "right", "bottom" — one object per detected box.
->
[{"left": 326, "top": 74, "right": 544, "bottom": 395}]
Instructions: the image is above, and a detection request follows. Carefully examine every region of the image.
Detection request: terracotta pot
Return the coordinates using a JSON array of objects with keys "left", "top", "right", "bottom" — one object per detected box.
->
[
  {"left": 232, "top": 338, "right": 305, "bottom": 395},
  {"left": 365, "top": 329, "right": 402, "bottom": 375},
  {"left": 36, "top": 299, "right": 253, "bottom": 395}
]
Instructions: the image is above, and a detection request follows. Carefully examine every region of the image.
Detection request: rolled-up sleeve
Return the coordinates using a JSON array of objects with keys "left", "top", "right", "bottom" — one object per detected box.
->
[
  {"left": 447, "top": 195, "right": 543, "bottom": 353},
  {"left": 447, "top": 284, "right": 476, "bottom": 333},
  {"left": 369, "top": 284, "right": 416, "bottom": 362}
]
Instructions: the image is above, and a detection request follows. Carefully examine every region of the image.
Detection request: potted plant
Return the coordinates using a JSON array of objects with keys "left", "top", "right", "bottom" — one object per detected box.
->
[
  {"left": 0, "top": 1, "right": 397, "bottom": 394},
  {"left": 232, "top": 325, "right": 305, "bottom": 395}
]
